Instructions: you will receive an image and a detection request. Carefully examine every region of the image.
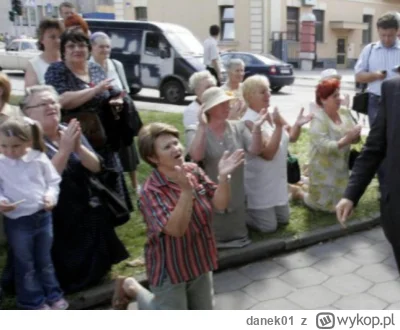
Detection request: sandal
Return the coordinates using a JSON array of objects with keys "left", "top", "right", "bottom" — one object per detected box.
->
[{"left": 112, "top": 276, "right": 131, "bottom": 310}]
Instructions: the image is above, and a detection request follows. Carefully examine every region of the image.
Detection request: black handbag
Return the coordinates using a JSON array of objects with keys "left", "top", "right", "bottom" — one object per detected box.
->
[
  {"left": 88, "top": 173, "right": 131, "bottom": 227},
  {"left": 352, "top": 43, "right": 375, "bottom": 115},
  {"left": 287, "top": 152, "right": 301, "bottom": 184}
]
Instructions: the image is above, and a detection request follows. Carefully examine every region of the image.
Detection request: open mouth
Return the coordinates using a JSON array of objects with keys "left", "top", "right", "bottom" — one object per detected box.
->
[{"left": 174, "top": 153, "right": 182, "bottom": 160}]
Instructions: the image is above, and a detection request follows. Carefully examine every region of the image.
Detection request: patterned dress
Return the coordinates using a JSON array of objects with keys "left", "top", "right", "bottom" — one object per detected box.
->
[
  {"left": 304, "top": 107, "right": 356, "bottom": 212},
  {"left": 45, "top": 61, "right": 133, "bottom": 211}
]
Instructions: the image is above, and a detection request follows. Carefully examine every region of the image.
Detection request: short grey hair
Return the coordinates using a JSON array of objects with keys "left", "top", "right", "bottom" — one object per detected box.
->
[
  {"left": 90, "top": 31, "right": 110, "bottom": 45},
  {"left": 226, "top": 58, "right": 245, "bottom": 71},
  {"left": 242, "top": 75, "right": 270, "bottom": 103},
  {"left": 189, "top": 70, "right": 217, "bottom": 92},
  {"left": 20, "top": 85, "right": 59, "bottom": 113}
]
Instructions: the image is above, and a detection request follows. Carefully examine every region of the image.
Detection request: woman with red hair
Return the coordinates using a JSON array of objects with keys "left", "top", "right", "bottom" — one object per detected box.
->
[
  {"left": 63, "top": 13, "right": 90, "bottom": 36},
  {"left": 294, "top": 78, "right": 362, "bottom": 212}
]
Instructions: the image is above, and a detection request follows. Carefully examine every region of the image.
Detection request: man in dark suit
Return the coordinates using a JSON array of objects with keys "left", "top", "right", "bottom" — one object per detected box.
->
[{"left": 336, "top": 76, "right": 400, "bottom": 273}]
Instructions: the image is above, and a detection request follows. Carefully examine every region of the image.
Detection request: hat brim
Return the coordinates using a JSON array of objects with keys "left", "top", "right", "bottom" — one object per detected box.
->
[{"left": 203, "top": 94, "right": 234, "bottom": 113}]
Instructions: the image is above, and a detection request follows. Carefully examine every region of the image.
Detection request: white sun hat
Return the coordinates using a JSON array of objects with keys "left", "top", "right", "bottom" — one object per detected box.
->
[
  {"left": 320, "top": 68, "right": 342, "bottom": 81},
  {"left": 201, "top": 86, "right": 234, "bottom": 113}
]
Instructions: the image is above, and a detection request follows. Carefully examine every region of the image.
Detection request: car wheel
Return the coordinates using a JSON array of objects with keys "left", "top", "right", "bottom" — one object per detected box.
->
[
  {"left": 161, "top": 80, "right": 185, "bottom": 104},
  {"left": 130, "top": 87, "right": 142, "bottom": 95},
  {"left": 271, "top": 86, "right": 282, "bottom": 93}
]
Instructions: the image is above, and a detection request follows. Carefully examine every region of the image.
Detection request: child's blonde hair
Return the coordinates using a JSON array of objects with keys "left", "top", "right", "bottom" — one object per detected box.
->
[{"left": 0, "top": 117, "right": 45, "bottom": 152}]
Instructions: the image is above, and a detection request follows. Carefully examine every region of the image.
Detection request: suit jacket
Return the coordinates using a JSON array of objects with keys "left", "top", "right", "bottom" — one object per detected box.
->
[{"left": 344, "top": 76, "right": 400, "bottom": 235}]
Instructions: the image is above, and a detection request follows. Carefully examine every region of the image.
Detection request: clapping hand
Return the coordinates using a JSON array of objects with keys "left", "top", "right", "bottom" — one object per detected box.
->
[
  {"left": 272, "top": 107, "right": 285, "bottom": 127},
  {"left": 94, "top": 78, "right": 114, "bottom": 94},
  {"left": 174, "top": 166, "right": 193, "bottom": 192},
  {"left": 295, "top": 108, "right": 313, "bottom": 127},
  {"left": 346, "top": 124, "right": 362, "bottom": 144},
  {"left": 217, "top": 149, "right": 245, "bottom": 179},
  {"left": 228, "top": 99, "right": 246, "bottom": 120},
  {"left": 59, "top": 119, "right": 81, "bottom": 155},
  {"left": 245, "top": 108, "right": 268, "bottom": 132},
  {"left": 198, "top": 104, "right": 208, "bottom": 126}
]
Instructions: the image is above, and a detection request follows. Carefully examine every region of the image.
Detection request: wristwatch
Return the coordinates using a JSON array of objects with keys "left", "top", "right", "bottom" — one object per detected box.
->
[{"left": 217, "top": 174, "right": 231, "bottom": 183}]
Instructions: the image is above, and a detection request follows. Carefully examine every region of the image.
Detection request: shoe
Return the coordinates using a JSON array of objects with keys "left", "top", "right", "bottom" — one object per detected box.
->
[
  {"left": 39, "top": 304, "right": 51, "bottom": 310},
  {"left": 51, "top": 298, "right": 69, "bottom": 310},
  {"left": 112, "top": 276, "right": 130, "bottom": 310}
]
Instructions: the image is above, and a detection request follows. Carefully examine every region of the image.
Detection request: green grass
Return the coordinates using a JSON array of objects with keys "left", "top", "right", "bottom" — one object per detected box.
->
[{"left": 0, "top": 107, "right": 379, "bottom": 308}]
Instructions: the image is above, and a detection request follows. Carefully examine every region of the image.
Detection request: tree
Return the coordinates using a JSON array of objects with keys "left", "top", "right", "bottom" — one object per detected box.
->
[{"left": 11, "top": 0, "right": 23, "bottom": 16}]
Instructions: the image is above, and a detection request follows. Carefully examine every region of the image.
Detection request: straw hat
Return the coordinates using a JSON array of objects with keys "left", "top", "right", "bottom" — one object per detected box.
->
[
  {"left": 320, "top": 68, "right": 342, "bottom": 81},
  {"left": 201, "top": 86, "right": 234, "bottom": 112}
]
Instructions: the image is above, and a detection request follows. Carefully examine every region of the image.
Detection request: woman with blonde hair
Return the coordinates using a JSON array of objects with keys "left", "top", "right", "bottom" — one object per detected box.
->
[{"left": 241, "top": 75, "right": 312, "bottom": 233}]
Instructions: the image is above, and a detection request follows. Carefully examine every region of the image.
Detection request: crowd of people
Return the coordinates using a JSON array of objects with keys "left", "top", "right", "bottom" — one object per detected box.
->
[{"left": 0, "top": 3, "right": 400, "bottom": 310}]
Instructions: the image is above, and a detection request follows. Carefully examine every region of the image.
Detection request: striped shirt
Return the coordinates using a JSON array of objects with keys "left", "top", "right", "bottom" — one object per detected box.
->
[
  {"left": 354, "top": 40, "right": 400, "bottom": 96},
  {"left": 138, "top": 162, "right": 218, "bottom": 287}
]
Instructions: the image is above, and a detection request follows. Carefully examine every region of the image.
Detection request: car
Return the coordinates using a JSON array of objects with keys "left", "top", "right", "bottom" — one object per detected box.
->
[
  {"left": 220, "top": 51, "right": 295, "bottom": 92},
  {"left": 0, "top": 39, "right": 40, "bottom": 72}
]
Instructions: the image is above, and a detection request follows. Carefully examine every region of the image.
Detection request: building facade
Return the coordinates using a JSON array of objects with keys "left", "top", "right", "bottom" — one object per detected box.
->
[{"left": 117, "top": 0, "right": 400, "bottom": 69}]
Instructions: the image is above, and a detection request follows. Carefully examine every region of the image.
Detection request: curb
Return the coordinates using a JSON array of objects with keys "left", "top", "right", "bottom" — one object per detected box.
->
[{"left": 68, "top": 213, "right": 380, "bottom": 310}]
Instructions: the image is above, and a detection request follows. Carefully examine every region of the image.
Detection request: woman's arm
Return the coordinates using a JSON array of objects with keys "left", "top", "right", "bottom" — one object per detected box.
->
[
  {"left": 76, "top": 145, "right": 101, "bottom": 173},
  {"left": 211, "top": 174, "right": 230, "bottom": 211},
  {"left": 24, "top": 62, "right": 39, "bottom": 89},
  {"left": 188, "top": 123, "right": 207, "bottom": 162}
]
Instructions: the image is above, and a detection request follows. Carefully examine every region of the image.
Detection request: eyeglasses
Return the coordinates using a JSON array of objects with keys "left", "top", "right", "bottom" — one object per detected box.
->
[
  {"left": 65, "top": 43, "right": 88, "bottom": 50},
  {"left": 24, "top": 101, "right": 57, "bottom": 110}
]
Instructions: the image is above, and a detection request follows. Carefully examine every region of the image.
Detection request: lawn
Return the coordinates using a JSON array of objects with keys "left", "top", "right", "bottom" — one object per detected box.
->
[{"left": 0, "top": 108, "right": 379, "bottom": 307}]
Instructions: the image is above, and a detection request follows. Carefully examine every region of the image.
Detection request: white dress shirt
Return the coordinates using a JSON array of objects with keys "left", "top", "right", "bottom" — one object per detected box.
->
[
  {"left": 203, "top": 36, "right": 221, "bottom": 67},
  {"left": 0, "top": 149, "right": 61, "bottom": 219}
]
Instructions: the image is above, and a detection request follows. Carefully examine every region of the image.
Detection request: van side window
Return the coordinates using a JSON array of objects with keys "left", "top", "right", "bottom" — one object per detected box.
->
[{"left": 145, "top": 32, "right": 160, "bottom": 56}]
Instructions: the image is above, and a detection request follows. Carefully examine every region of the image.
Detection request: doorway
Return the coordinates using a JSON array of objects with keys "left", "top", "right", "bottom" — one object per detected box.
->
[{"left": 336, "top": 37, "right": 347, "bottom": 69}]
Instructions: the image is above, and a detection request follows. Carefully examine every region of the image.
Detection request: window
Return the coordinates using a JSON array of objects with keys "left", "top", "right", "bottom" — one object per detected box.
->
[
  {"left": 220, "top": 6, "right": 235, "bottom": 40},
  {"left": 22, "top": 7, "right": 28, "bottom": 26},
  {"left": 363, "top": 15, "right": 373, "bottom": 44},
  {"left": 37, "top": 6, "right": 44, "bottom": 22},
  {"left": 313, "top": 10, "right": 324, "bottom": 42},
  {"left": 29, "top": 7, "right": 37, "bottom": 26},
  {"left": 135, "top": 7, "right": 147, "bottom": 21},
  {"left": 145, "top": 32, "right": 160, "bottom": 56},
  {"left": 287, "top": 7, "right": 299, "bottom": 41},
  {"left": 21, "top": 41, "right": 36, "bottom": 51},
  {"left": 52, "top": 6, "right": 59, "bottom": 18}
]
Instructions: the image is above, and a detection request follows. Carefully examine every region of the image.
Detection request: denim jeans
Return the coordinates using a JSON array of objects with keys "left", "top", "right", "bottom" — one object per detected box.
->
[
  {"left": 4, "top": 210, "right": 63, "bottom": 309},
  {"left": 368, "top": 93, "right": 386, "bottom": 192}
]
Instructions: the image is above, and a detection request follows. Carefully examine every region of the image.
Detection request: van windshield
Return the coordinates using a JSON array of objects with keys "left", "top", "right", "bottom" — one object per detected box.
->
[{"left": 165, "top": 32, "right": 203, "bottom": 57}]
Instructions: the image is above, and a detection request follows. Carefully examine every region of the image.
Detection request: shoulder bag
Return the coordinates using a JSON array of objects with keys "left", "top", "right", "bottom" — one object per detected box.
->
[{"left": 352, "top": 43, "right": 375, "bottom": 115}]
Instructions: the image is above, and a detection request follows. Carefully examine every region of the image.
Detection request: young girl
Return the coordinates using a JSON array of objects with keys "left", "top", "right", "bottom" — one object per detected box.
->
[{"left": 0, "top": 117, "right": 68, "bottom": 310}]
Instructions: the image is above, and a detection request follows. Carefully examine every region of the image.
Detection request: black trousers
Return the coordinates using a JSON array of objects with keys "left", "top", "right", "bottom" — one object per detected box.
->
[{"left": 206, "top": 66, "right": 221, "bottom": 87}]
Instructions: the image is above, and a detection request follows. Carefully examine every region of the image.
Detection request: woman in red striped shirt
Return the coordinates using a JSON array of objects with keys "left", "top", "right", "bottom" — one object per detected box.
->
[{"left": 112, "top": 122, "right": 248, "bottom": 310}]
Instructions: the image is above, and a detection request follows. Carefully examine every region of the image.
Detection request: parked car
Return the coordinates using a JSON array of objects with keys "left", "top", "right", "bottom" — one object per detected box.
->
[
  {"left": 0, "top": 39, "right": 40, "bottom": 71},
  {"left": 220, "top": 52, "right": 295, "bottom": 92},
  {"left": 87, "top": 19, "right": 210, "bottom": 104}
]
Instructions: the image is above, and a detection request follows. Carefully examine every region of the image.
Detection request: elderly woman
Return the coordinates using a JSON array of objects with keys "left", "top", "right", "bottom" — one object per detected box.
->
[
  {"left": 189, "top": 87, "right": 267, "bottom": 248},
  {"left": 24, "top": 18, "right": 63, "bottom": 88},
  {"left": 90, "top": 31, "right": 141, "bottom": 193},
  {"left": 19, "top": 85, "right": 129, "bottom": 293},
  {"left": 241, "top": 75, "right": 312, "bottom": 233},
  {"left": 294, "top": 78, "right": 361, "bottom": 212},
  {"left": 45, "top": 28, "right": 133, "bottom": 212},
  {"left": 112, "top": 122, "right": 244, "bottom": 310},
  {"left": 221, "top": 58, "right": 247, "bottom": 119},
  {"left": 183, "top": 71, "right": 217, "bottom": 150}
]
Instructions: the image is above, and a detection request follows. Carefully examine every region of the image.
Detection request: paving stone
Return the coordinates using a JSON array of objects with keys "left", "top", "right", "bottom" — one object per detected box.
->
[
  {"left": 313, "top": 257, "right": 360, "bottom": 276},
  {"left": 214, "top": 290, "right": 258, "bottom": 310},
  {"left": 368, "top": 281, "right": 400, "bottom": 304},
  {"left": 372, "top": 242, "right": 393, "bottom": 257},
  {"left": 333, "top": 293, "right": 388, "bottom": 310},
  {"left": 385, "top": 302, "right": 400, "bottom": 310},
  {"left": 334, "top": 235, "right": 375, "bottom": 250},
  {"left": 250, "top": 298, "right": 301, "bottom": 310},
  {"left": 344, "top": 248, "right": 387, "bottom": 265},
  {"left": 238, "top": 260, "right": 287, "bottom": 281},
  {"left": 362, "top": 227, "right": 387, "bottom": 242},
  {"left": 323, "top": 274, "right": 373, "bottom": 295},
  {"left": 274, "top": 251, "right": 320, "bottom": 270},
  {"left": 384, "top": 256, "right": 398, "bottom": 269},
  {"left": 305, "top": 241, "right": 349, "bottom": 259},
  {"left": 356, "top": 264, "right": 399, "bottom": 283},
  {"left": 280, "top": 267, "right": 329, "bottom": 288},
  {"left": 213, "top": 270, "right": 253, "bottom": 294},
  {"left": 243, "top": 278, "right": 294, "bottom": 301},
  {"left": 287, "top": 286, "right": 340, "bottom": 309}
]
